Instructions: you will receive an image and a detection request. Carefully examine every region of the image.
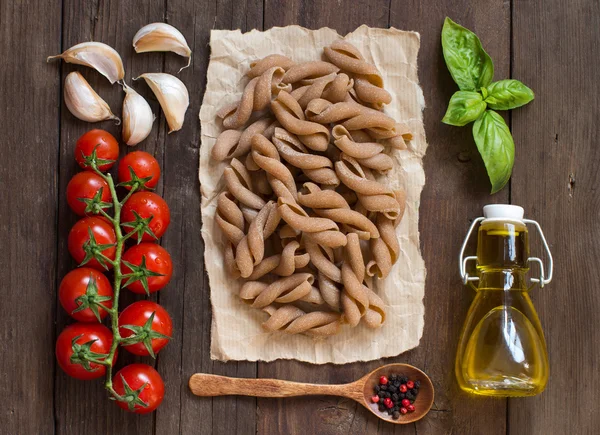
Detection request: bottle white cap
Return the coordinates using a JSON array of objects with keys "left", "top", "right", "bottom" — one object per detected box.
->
[{"left": 483, "top": 204, "right": 524, "bottom": 222}]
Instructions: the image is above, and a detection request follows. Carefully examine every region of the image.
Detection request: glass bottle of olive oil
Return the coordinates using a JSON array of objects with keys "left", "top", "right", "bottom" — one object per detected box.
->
[{"left": 456, "top": 205, "right": 553, "bottom": 397}]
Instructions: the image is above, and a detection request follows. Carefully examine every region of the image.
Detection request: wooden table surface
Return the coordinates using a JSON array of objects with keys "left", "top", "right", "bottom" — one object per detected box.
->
[{"left": 2, "top": 0, "right": 599, "bottom": 434}]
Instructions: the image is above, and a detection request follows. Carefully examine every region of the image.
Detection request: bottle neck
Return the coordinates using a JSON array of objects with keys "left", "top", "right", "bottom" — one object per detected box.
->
[
  {"left": 476, "top": 219, "right": 530, "bottom": 291},
  {"left": 478, "top": 270, "right": 528, "bottom": 291}
]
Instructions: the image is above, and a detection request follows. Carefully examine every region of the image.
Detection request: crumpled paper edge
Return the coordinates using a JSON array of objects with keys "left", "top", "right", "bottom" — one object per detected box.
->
[{"left": 199, "top": 25, "right": 428, "bottom": 364}]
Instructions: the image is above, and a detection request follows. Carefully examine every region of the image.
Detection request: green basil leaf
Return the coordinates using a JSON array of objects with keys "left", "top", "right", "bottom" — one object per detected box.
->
[
  {"left": 442, "top": 91, "right": 487, "bottom": 126},
  {"left": 441, "top": 17, "right": 494, "bottom": 91},
  {"left": 472, "top": 110, "right": 515, "bottom": 194},
  {"left": 485, "top": 79, "right": 535, "bottom": 110}
]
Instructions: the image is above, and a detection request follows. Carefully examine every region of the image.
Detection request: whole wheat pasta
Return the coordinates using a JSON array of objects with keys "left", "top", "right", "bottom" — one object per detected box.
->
[
  {"left": 362, "top": 287, "right": 386, "bottom": 328},
  {"left": 298, "top": 182, "right": 379, "bottom": 240},
  {"left": 224, "top": 158, "right": 266, "bottom": 210},
  {"left": 281, "top": 61, "right": 340, "bottom": 84},
  {"left": 247, "top": 54, "right": 295, "bottom": 78},
  {"left": 304, "top": 238, "right": 341, "bottom": 283},
  {"left": 277, "top": 197, "right": 338, "bottom": 233},
  {"left": 324, "top": 40, "right": 392, "bottom": 106},
  {"left": 332, "top": 125, "right": 393, "bottom": 174},
  {"left": 261, "top": 305, "right": 342, "bottom": 336},
  {"left": 218, "top": 67, "right": 291, "bottom": 129},
  {"left": 340, "top": 234, "right": 372, "bottom": 326},
  {"left": 318, "top": 271, "right": 341, "bottom": 311},
  {"left": 251, "top": 134, "right": 298, "bottom": 203},
  {"left": 272, "top": 128, "right": 339, "bottom": 186},
  {"left": 366, "top": 213, "right": 401, "bottom": 279},
  {"left": 271, "top": 92, "right": 330, "bottom": 151},
  {"left": 335, "top": 154, "right": 401, "bottom": 220},
  {"left": 239, "top": 273, "right": 320, "bottom": 308},
  {"left": 212, "top": 43, "right": 415, "bottom": 337}
]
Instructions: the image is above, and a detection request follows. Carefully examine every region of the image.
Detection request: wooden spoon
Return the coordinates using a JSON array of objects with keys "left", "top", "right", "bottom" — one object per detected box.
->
[{"left": 189, "top": 363, "right": 434, "bottom": 424}]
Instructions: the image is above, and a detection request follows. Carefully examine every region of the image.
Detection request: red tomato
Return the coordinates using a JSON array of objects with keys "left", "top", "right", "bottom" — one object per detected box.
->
[
  {"left": 59, "top": 267, "right": 113, "bottom": 322},
  {"left": 66, "top": 172, "right": 112, "bottom": 216},
  {"left": 121, "top": 243, "right": 173, "bottom": 294},
  {"left": 75, "top": 129, "right": 119, "bottom": 172},
  {"left": 118, "top": 151, "right": 161, "bottom": 190},
  {"left": 56, "top": 323, "right": 115, "bottom": 380},
  {"left": 118, "top": 301, "right": 172, "bottom": 356},
  {"left": 121, "top": 192, "right": 170, "bottom": 241},
  {"left": 68, "top": 216, "right": 116, "bottom": 270},
  {"left": 113, "top": 364, "right": 165, "bottom": 414}
]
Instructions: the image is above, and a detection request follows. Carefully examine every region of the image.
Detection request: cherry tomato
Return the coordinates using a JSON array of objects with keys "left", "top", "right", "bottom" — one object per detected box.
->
[
  {"left": 121, "top": 243, "right": 173, "bottom": 294},
  {"left": 56, "top": 323, "right": 115, "bottom": 380},
  {"left": 121, "top": 192, "right": 170, "bottom": 241},
  {"left": 75, "top": 129, "right": 119, "bottom": 172},
  {"left": 68, "top": 216, "right": 116, "bottom": 270},
  {"left": 118, "top": 151, "right": 161, "bottom": 190},
  {"left": 66, "top": 172, "right": 111, "bottom": 216},
  {"left": 59, "top": 267, "right": 113, "bottom": 322},
  {"left": 113, "top": 364, "right": 165, "bottom": 414},
  {"left": 118, "top": 301, "right": 172, "bottom": 356}
]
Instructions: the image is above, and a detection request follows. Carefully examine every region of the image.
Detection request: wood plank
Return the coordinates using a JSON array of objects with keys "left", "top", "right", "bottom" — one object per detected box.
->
[
  {"left": 53, "top": 1, "right": 165, "bottom": 433},
  {"left": 389, "top": 2, "right": 511, "bottom": 434},
  {"left": 154, "top": 1, "right": 263, "bottom": 435},
  {"left": 0, "top": 0, "right": 62, "bottom": 433},
  {"left": 259, "top": 3, "right": 398, "bottom": 435},
  {"left": 510, "top": 0, "right": 600, "bottom": 433}
]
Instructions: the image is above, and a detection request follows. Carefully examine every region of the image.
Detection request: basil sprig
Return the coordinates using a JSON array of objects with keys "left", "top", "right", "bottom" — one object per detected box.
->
[{"left": 441, "top": 17, "right": 534, "bottom": 194}]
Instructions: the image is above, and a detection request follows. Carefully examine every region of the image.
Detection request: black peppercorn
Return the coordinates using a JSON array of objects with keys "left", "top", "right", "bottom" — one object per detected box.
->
[
  {"left": 392, "top": 411, "right": 400, "bottom": 420},
  {"left": 374, "top": 385, "right": 380, "bottom": 393},
  {"left": 378, "top": 391, "right": 385, "bottom": 398},
  {"left": 390, "top": 374, "right": 398, "bottom": 382},
  {"left": 399, "top": 376, "right": 408, "bottom": 384},
  {"left": 391, "top": 393, "right": 399, "bottom": 402},
  {"left": 378, "top": 403, "right": 386, "bottom": 412},
  {"left": 414, "top": 380, "right": 421, "bottom": 389},
  {"left": 410, "top": 388, "right": 418, "bottom": 396},
  {"left": 380, "top": 385, "right": 387, "bottom": 391},
  {"left": 406, "top": 392, "right": 415, "bottom": 400},
  {"left": 399, "top": 393, "right": 406, "bottom": 400}
]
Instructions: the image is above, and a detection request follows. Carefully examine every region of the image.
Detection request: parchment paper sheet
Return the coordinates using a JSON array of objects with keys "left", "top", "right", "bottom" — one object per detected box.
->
[{"left": 199, "top": 25, "right": 427, "bottom": 364}]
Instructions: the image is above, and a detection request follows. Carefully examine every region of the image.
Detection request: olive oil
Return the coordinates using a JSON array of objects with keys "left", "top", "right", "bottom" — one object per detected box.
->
[{"left": 456, "top": 210, "right": 550, "bottom": 397}]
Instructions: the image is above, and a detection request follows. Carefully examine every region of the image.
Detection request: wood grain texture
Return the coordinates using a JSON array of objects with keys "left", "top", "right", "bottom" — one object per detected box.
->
[
  {"left": 0, "top": 0, "right": 62, "bottom": 433},
  {"left": 510, "top": 0, "right": 600, "bottom": 433},
  {"left": 1, "top": 0, "right": 598, "bottom": 433},
  {"left": 260, "top": 3, "right": 394, "bottom": 434}
]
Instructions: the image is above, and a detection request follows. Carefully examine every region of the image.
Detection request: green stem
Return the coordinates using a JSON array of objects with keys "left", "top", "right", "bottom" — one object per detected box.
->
[{"left": 91, "top": 163, "right": 139, "bottom": 402}]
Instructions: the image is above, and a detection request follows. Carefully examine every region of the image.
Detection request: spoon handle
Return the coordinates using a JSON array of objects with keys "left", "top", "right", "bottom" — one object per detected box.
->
[{"left": 189, "top": 374, "right": 362, "bottom": 401}]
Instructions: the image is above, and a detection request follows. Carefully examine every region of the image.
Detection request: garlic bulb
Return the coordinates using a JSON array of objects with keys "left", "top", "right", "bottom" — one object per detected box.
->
[
  {"left": 64, "top": 72, "right": 120, "bottom": 124},
  {"left": 133, "top": 23, "right": 192, "bottom": 71},
  {"left": 48, "top": 42, "right": 125, "bottom": 84},
  {"left": 122, "top": 84, "right": 154, "bottom": 146},
  {"left": 136, "top": 73, "right": 189, "bottom": 133}
]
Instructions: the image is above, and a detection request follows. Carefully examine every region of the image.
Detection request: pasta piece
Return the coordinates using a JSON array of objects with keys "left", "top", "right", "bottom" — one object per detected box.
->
[
  {"left": 272, "top": 127, "right": 339, "bottom": 187},
  {"left": 239, "top": 273, "right": 317, "bottom": 308},
  {"left": 298, "top": 182, "right": 379, "bottom": 240},
  {"left": 324, "top": 40, "right": 392, "bottom": 106},
  {"left": 271, "top": 92, "right": 330, "bottom": 151},
  {"left": 305, "top": 99, "right": 364, "bottom": 124},
  {"left": 304, "top": 237, "right": 341, "bottom": 283},
  {"left": 218, "top": 67, "right": 290, "bottom": 129},
  {"left": 281, "top": 61, "right": 339, "bottom": 84},
  {"left": 277, "top": 197, "right": 338, "bottom": 233},
  {"left": 261, "top": 305, "right": 342, "bottom": 336},
  {"left": 318, "top": 271, "right": 341, "bottom": 311},
  {"left": 247, "top": 54, "right": 295, "bottom": 78},
  {"left": 251, "top": 134, "right": 298, "bottom": 202},
  {"left": 211, "top": 130, "right": 243, "bottom": 162},
  {"left": 237, "top": 117, "right": 277, "bottom": 156},
  {"left": 366, "top": 213, "right": 400, "bottom": 279},
  {"left": 215, "top": 192, "right": 245, "bottom": 245},
  {"left": 335, "top": 154, "right": 401, "bottom": 220},
  {"left": 224, "top": 158, "right": 266, "bottom": 210},
  {"left": 339, "top": 234, "right": 370, "bottom": 326},
  {"left": 362, "top": 287, "right": 386, "bottom": 328},
  {"left": 332, "top": 125, "right": 393, "bottom": 174},
  {"left": 290, "top": 73, "right": 337, "bottom": 109}
]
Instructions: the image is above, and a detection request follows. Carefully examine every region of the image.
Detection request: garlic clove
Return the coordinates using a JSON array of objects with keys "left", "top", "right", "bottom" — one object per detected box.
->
[
  {"left": 133, "top": 23, "right": 192, "bottom": 72},
  {"left": 136, "top": 73, "right": 189, "bottom": 133},
  {"left": 122, "top": 84, "right": 155, "bottom": 146},
  {"left": 64, "top": 71, "right": 120, "bottom": 124},
  {"left": 48, "top": 42, "right": 125, "bottom": 84}
]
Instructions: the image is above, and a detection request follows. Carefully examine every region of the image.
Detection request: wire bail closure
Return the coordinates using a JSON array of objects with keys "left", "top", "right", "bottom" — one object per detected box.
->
[{"left": 458, "top": 217, "right": 553, "bottom": 288}]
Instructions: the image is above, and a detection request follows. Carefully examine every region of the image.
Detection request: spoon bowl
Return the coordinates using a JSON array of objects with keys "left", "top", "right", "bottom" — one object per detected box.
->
[{"left": 189, "top": 363, "right": 434, "bottom": 424}]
